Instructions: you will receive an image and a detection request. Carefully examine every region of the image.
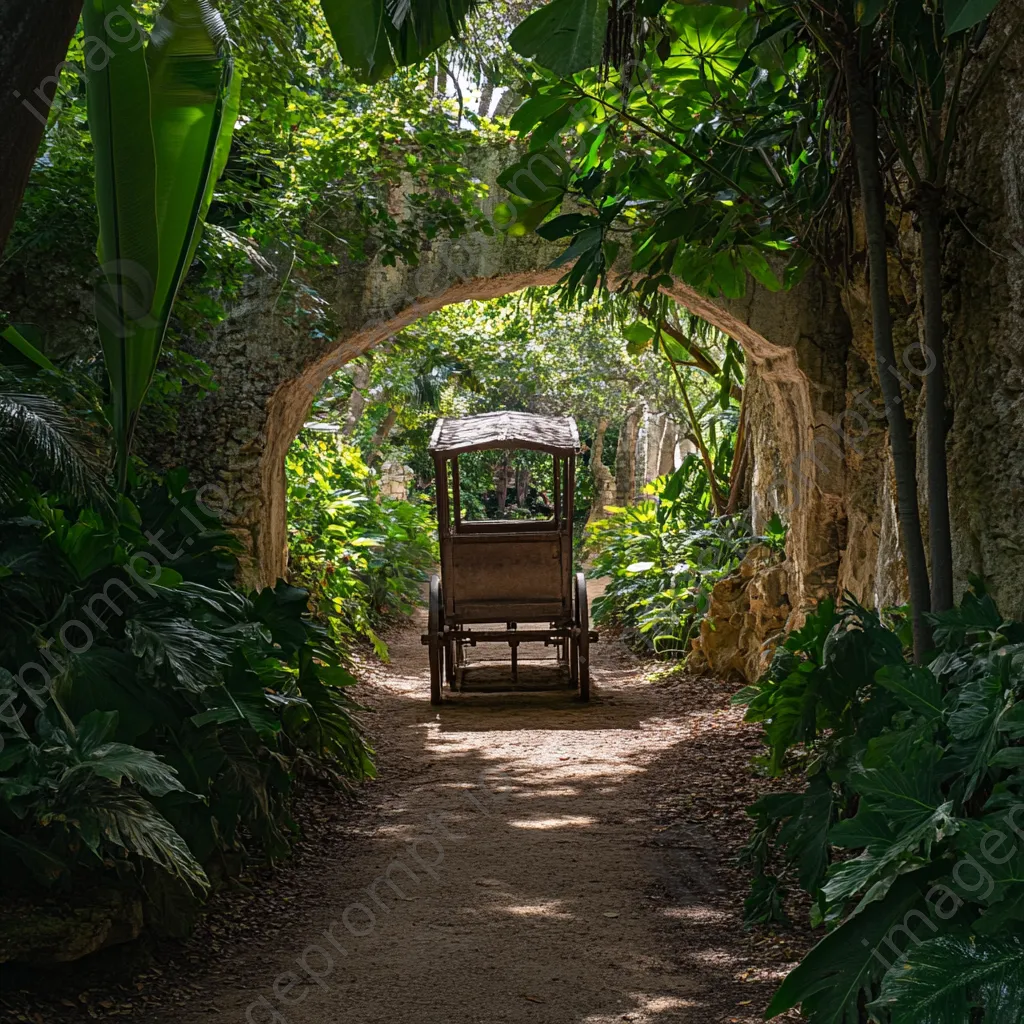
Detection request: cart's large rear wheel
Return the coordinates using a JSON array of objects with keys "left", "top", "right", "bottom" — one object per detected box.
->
[
  {"left": 428, "top": 575, "right": 444, "bottom": 705},
  {"left": 573, "top": 571, "right": 590, "bottom": 702}
]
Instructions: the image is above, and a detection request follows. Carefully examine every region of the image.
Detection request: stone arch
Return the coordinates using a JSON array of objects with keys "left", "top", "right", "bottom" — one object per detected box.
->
[{"left": 157, "top": 154, "right": 853, "bottom": 622}]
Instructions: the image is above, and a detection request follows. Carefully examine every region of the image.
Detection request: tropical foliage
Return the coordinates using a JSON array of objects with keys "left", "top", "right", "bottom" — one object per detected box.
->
[
  {"left": 0, "top": 355, "right": 373, "bottom": 928},
  {"left": 587, "top": 460, "right": 781, "bottom": 656},
  {"left": 286, "top": 431, "right": 436, "bottom": 660},
  {"left": 735, "top": 589, "right": 1024, "bottom": 1022}
]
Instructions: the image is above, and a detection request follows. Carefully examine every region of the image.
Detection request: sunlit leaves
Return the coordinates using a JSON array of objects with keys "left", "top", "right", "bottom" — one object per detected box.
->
[{"left": 497, "top": 1, "right": 820, "bottom": 303}]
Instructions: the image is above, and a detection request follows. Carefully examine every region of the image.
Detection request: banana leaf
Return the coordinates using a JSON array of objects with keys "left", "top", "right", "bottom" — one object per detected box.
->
[{"left": 84, "top": 0, "right": 234, "bottom": 487}]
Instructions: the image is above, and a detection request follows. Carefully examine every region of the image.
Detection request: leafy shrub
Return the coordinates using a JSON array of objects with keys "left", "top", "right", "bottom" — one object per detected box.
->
[
  {"left": 286, "top": 432, "right": 436, "bottom": 659},
  {"left": 0, "top": 361, "right": 374, "bottom": 930},
  {"left": 734, "top": 587, "right": 1024, "bottom": 1023},
  {"left": 586, "top": 461, "right": 769, "bottom": 655}
]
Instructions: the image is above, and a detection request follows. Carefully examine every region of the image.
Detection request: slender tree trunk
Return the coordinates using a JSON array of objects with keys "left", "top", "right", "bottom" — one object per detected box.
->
[
  {"left": 918, "top": 185, "right": 954, "bottom": 612},
  {"left": 589, "top": 417, "right": 616, "bottom": 518},
  {"left": 494, "top": 454, "right": 511, "bottom": 517},
  {"left": 665, "top": 353, "right": 727, "bottom": 515},
  {"left": 367, "top": 408, "right": 398, "bottom": 467},
  {"left": 844, "top": 47, "right": 932, "bottom": 660},
  {"left": 477, "top": 80, "right": 494, "bottom": 117},
  {"left": 493, "top": 89, "right": 521, "bottom": 118},
  {"left": 516, "top": 465, "right": 530, "bottom": 506},
  {"left": 0, "top": 2, "right": 83, "bottom": 255},
  {"left": 725, "top": 395, "right": 749, "bottom": 516},
  {"left": 342, "top": 360, "right": 372, "bottom": 436},
  {"left": 614, "top": 406, "right": 641, "bottom": 505}
]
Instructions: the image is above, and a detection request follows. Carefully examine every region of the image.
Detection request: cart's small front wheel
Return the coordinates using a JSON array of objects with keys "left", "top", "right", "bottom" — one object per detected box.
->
[
  {"left": 573, "top": 571, "right": 590, "bottom": 702},
  {"left": 428, "top": 575, "right": 445, "bottom": 706}
]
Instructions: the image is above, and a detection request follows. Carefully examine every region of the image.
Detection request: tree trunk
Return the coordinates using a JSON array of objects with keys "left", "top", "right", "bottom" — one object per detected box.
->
[
  {"left": 725, "top": 394, "right": 749, "bottom": 516},
  {"left": 589, "top": 417, "right": 616, "bottom": 519},
  {"left": 342, "top": 360, "right": 372, "bottom": 436},
  {"left": 0, "top": 2, "right": 83, "bottom": 255},
  {"left": 665, "top": 353, "right": 726, "bottom": 515},
  {"left": 366, "top": 408, "right": 398, "bottom": 467},
  {"left": 477, "top": 80, "right": 494, "bottom": 117},
  {"left": 516, "top": 465, "right": 530, "bottom": 506},
  {"left": 844, "top": 47, "right": 932, "bottom": 660},
  {"left": 494, "top": 454, "right": 511, "bottom": 517},
  {"left": 493, "top": 89, "right": 521, "bottom": 118},
  {"left": 614, "top": 406, "right": 641, "bottom": 505},
  {"left": 918, "top": 186, "right": 954, "bottom": 612}
]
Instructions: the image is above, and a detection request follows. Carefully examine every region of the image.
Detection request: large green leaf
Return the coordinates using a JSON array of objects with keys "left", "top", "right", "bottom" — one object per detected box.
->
[
  {"left": 509, "top": 0, "right": 611, "bottom": 77},
  {"left": 944, "top": 0, "right": 1001, "bottom": 35},
  {"left": 90, "top": 787, "right": 208, "bottom": 893},
  {"left": 145, "top": 0, "right": 234, "bottom": 418},
  {"left": 766, "top": 871, "right": 934, "bottom": 1022},
  {"left": 85, "top": 0, "right": 233, "bottom": 487},
  {"left": 69, "top": 741, "right": 185, "bottom": 797},
  {"left": 871, "top": 934, "right": 1024, "bottom": 1023},
  {"left": 954, "top": 821, "right": 1024, "bottom": 934},
  {"left": 322, "top": 0, "right": 476, "bottom": 84},
  {"left": 0, "top": 326, "right": 56, "bottom": 371},
  {"left": 83, "top": 0, "right": 160, "bottom": 483}
]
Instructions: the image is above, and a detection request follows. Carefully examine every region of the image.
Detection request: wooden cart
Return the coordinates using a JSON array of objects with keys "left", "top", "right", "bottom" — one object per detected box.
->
[{"left": 422, "top": 412, "right": 597, "bottom": 704}]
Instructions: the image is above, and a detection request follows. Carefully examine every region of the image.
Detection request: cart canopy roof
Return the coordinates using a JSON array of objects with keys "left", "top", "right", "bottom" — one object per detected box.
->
[{"left": 428, "top": 412, "right": 581, "bottom": 456}]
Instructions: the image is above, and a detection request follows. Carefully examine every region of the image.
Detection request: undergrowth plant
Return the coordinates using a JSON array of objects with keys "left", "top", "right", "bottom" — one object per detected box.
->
[
  {"left": 587, "top": 459, "right": 779, "bottom": 655},
  {"left": 286, "top": 431, "right": 436, "bottom": 660},
  {"left": 0, "top": 359, "right": 374, "bottom": 934},
  {"left": 734, "top": 588, "right": 1024, "bottom": 1022}
]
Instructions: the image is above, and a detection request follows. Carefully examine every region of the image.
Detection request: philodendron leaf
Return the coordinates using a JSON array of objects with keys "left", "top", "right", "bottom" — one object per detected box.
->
[
  {"left": 944, "top": 0, "right": 1001, "bottom": 36},
  {"left": 870, "top": 934, "right": 1024, "bottom": 1023},
  {"left": 766, "top": 870, "right": 934, "bottom": 1022}
]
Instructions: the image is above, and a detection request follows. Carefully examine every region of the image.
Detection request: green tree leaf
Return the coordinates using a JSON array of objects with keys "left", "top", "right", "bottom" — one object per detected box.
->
[
  {"left": 509, "top": 0, "right": 611, "bottom": 76},
  {"left": 944, "top": 0, "right": 1001, "bottom": 36}
]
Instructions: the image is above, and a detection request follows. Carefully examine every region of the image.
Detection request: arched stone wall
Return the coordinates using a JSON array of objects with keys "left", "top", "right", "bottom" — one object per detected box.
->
[{"left": 153, "top": 166, "right": 853, "bottom": 628}]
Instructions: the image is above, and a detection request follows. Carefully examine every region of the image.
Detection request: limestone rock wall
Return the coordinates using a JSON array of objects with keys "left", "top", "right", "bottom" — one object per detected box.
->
[{"left": 943, "top": 4, "right": 1024, "bottom": 618}]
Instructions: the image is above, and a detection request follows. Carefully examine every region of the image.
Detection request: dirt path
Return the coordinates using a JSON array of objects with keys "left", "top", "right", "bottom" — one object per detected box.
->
[{"left": 133, "top": 582, "right": 803, "bottom": 1024}]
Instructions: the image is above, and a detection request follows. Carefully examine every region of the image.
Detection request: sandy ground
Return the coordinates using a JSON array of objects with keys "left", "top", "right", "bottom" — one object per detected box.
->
[
  {"left": 1, "top": 583, "right": 807, "bottom": 1024},
  {"left": 140, "top": 581, "right": 803, "bottom": 1024}
]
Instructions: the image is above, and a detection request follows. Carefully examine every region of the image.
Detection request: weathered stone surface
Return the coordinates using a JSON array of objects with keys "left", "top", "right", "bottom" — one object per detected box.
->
[
  {"left": 137, "top": 146, "right": 852, "bottom": 628},
  {"left": 695, "top": 544, "right": 791, "bottom": 682},
  {"left": 942, "top": 4, "right": 1024, "bottom": 618},
  {"left": 0, "top": 890, "right": 144, "bottom": 964}
]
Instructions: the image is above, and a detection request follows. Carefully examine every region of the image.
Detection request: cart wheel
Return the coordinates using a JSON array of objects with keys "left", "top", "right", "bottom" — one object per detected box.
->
[
  {"left": 445, "top": 635, "right": 456, "bottom": 687},
  {"left": 428, "top": 575, "right": 444, "bottom": 706},
  {"left": 574, "top": 571, "right": 590, "bottom": 702}
]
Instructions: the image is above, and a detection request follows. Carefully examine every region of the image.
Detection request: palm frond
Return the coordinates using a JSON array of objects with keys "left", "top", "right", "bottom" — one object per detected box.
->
[{"left": 0, "top": 372, "right": 110, "bottom": 506}]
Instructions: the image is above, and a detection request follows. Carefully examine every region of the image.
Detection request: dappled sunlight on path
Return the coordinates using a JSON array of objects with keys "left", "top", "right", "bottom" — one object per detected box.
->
[{"left": 153, "top": 583, "right": 802, "bottom": 1024}]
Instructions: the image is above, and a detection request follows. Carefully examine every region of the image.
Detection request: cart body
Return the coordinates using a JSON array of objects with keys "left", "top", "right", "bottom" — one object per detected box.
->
[{"left": 422, "top": 412, "right": 595, "bottom": 702}]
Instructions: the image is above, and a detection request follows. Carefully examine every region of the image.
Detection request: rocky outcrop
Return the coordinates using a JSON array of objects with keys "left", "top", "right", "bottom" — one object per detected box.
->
[
  {"left": 0, "top": 890, "right": 144, "bottom": 964},
  {"left": 695, "top": 545, "right": 791, "bottom": 682}
]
